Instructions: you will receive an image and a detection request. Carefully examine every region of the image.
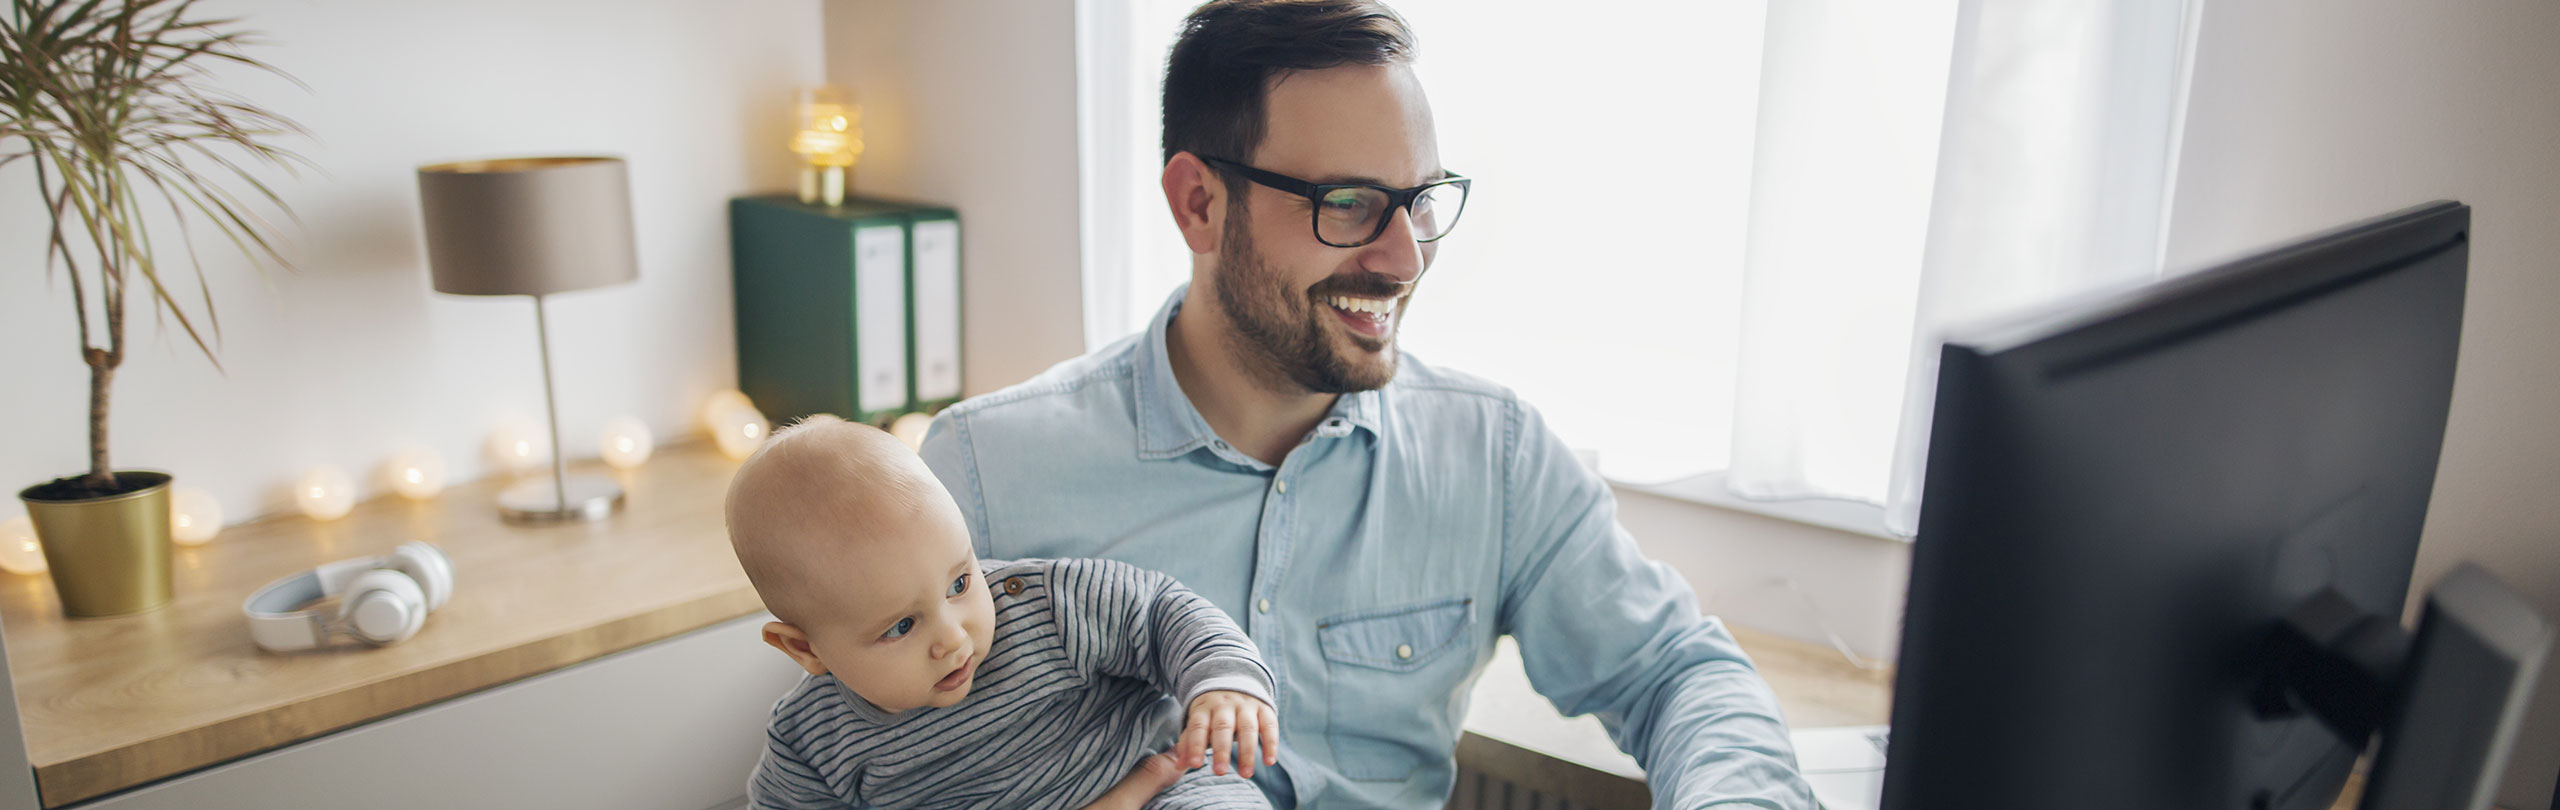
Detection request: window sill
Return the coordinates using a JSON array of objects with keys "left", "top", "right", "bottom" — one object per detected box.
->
[{"left": 1605, "top": 470, "right": 1910, "bottom": 543}]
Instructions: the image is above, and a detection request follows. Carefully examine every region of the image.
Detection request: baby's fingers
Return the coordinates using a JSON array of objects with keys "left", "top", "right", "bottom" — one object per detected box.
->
[
  {"left": 1179, "top": 710, "right": 1211, "bottom": 769},
  {"left": 1258, "top": 704, "right": 1280, "bottom": 766},
  {"left": 1235, "top": 708, "right": 1263, "bottom": 779},
  {"left": 1210, "top": 704, "right": 1238, "bottom": 775}
]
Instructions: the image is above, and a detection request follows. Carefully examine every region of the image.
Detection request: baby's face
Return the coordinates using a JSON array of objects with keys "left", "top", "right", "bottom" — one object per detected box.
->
[{"left": 803, "top": 493, "right": 996, "bottom": 712}]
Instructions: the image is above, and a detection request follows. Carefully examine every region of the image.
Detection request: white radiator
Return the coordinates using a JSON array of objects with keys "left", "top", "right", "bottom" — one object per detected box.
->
[{"left": 1449, "top": 731, "right": 1650, "bottom": 810}]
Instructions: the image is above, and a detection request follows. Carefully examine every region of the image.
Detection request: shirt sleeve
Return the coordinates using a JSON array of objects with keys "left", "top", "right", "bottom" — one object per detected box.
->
[
  {"left": 1497, "top": 399, "right": 1816, "bottom": 810},
  {"left": 918, "top": 408, "right": 993, "bottom": 556},
  {"left": 1045, "top": 558, "right": 1277, "bottom": 710},
  {"left": 749, "top": 728, "right": 857, "bottom": 810}
]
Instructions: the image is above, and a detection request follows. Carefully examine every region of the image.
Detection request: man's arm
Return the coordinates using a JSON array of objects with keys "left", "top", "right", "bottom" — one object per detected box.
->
[{"left": 1497, "top": 400, "right": 1815, "bottom": 810}]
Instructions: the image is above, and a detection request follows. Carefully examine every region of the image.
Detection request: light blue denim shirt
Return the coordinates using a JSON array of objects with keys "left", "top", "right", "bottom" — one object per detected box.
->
[{"left": 919, "top": 285, "right": 1811, "bottom": 810}]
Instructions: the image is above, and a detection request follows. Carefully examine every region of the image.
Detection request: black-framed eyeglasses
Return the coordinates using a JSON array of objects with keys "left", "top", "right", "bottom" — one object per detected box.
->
[{"left": 1200, "top": 156, "right": 1471, "bottom": 248}]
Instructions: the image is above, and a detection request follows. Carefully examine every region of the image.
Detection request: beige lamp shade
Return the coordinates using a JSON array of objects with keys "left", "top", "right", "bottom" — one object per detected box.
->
[{"left": 418, "top": 156, "right": 638, "bottom": 295}]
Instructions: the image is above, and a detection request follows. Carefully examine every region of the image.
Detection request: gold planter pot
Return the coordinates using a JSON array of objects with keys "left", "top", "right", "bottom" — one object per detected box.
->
[{"left": 19, "top": 471, "right": 174, "bottom": 618}]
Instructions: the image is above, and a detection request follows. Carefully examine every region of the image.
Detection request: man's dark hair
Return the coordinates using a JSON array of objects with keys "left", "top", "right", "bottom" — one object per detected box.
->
[{"left": 1161, "top": 0, "right": 1417, "bottom": 189}]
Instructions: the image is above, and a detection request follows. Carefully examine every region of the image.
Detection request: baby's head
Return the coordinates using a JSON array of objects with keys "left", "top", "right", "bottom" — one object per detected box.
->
[{"left": 726, "top": 415, "right": 994, "bottom": 712}]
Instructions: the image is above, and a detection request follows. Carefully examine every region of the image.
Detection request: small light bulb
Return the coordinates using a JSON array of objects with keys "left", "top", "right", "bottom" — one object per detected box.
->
[
  {"left": 890, "top": 412, "right": 934, "bottom": 451},
  {"left": 295, "top": 466, "right": 356, "bottom": 521},
  {"left": 600, "top": 416, "right": 655, "bottom": 469},
  {"left": 701, "top": 390, "right": 755, "bottom": 434},
  {"left": 0, "top": 516, "right": 46, "bottom": 575},
  {"left": 170, "top": 487, "right": 224, "bottom": 545},
  {"left": 487, "top": 422, "right": 549, "bottom": 476},
  {"left": 712, "top": 405, "right": 771, "bottom": 460},
  {"left": 385, "top": 447, "right": 448, "bottom": 500}
]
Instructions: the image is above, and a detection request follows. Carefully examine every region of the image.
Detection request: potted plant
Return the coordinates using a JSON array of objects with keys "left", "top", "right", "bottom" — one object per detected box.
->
[{"left": 2, "top": 0, "right": 305, "bottom": 616}]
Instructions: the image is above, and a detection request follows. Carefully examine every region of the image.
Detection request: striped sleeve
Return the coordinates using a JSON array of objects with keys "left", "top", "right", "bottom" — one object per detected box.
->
[
  {"left": 750, "top": 726, "right": 853, "bottom": 809},
  {"left": 1046, "top": 558, "right": 1276, "bottom": 710}
]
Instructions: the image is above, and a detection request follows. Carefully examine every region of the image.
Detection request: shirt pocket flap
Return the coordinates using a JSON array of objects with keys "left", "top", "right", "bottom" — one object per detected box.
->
[{"left": 1318, "top": 596, "right": 1475, "bottom": 673}]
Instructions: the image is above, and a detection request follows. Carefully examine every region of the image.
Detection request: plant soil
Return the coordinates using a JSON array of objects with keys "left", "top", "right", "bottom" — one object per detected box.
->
[{"left": 21, "top": 471, "right": 166, "bottom": 503}]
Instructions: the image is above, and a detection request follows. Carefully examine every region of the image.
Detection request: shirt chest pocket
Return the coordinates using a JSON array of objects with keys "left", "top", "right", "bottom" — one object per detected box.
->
[{"left": 1317, "top": 596, "right": 1476, "bottom": 781}]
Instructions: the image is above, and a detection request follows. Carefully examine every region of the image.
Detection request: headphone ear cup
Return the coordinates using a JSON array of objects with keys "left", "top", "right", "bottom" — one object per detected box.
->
[
  {"left": 389, "top": 542, "right": 453, "bottom": 611},
  {"left": 340, "top": 569, "right": 426, "bottom": 645}
]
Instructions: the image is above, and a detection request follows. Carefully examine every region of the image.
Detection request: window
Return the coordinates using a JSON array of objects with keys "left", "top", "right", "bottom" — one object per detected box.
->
[
  {"left": 1081, "top": 0, "right": 2195, "bottom": 532},
  {"left": 1082, "top": 1, "right": 1787, "bottom": 484}
]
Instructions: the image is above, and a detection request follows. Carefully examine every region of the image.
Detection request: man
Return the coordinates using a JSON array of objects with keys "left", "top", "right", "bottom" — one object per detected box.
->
[{"left": 920, "top": 1, "right": 1812, "bottom": 807}]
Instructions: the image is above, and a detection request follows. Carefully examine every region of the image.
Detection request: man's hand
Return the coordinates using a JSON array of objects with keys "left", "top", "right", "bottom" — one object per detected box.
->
[
  {"left": 1077, "top": 752, "right": 1182, "bottom": 810},
  {"left": 1177, "top": 690, "right": 1280, "bottom": 778}
]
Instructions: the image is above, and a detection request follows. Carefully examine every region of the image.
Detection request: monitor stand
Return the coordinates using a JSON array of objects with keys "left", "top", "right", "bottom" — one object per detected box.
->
[{"left": 2261, "top": 564, "right": 2552, "bottom": 810}]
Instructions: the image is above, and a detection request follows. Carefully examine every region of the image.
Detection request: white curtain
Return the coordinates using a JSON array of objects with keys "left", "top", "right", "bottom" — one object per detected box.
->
[
  {"left": 1076, "top": 0, "right": 1204, "bottom": 354},
  {"left": 1728, "top": 0, "right": 2204, "bottom": 536}
]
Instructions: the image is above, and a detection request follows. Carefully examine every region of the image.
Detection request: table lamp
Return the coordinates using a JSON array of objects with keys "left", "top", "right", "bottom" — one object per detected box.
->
[
  {"left": 789, "top": 86, "right": 862, "bottom": 206},
  {"left": 417, "top": 156, "right": 638, "bottom": 524}
]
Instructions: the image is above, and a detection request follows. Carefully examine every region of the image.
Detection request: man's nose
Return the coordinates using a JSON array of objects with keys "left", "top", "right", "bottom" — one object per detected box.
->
[{"left": 1358, "top": 207, "right": 1428, "bottom": 284}]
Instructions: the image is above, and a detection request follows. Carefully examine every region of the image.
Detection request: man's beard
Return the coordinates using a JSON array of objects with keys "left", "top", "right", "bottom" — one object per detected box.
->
[{"left": 1211, "top": 209, "right": 1406, "bottom": 395}]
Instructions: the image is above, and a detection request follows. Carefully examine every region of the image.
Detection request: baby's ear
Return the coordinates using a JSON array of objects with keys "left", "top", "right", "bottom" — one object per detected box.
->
[{"left": 763, "top": 621, "right": 830, "bottom": 675}]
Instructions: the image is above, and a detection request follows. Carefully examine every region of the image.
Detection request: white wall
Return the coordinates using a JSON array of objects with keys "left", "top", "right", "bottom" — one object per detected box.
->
[
  {"left": 2167, "top": 2, "right": 2560, "bottom": 806},
  {"left": 0, "top": 0, "right": 822, "bottom": 523},
  {"left": 821, "top": 0, "right": 1088, "bottom": 394}
]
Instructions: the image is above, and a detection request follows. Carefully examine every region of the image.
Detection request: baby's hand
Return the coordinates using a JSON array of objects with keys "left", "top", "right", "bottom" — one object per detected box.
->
[{"left": 1177, "top": 690, "right": 1279, "bottom": 778}]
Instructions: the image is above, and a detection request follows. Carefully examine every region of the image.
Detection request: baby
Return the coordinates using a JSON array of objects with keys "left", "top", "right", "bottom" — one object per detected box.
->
[{"left": 727, "top": 415, "right": 1278, "bottom": 810}]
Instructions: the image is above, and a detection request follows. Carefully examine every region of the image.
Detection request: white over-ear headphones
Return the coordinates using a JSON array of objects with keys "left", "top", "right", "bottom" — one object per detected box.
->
[{"left": 243, "top": 541, "right": 454, "bottom": 652}]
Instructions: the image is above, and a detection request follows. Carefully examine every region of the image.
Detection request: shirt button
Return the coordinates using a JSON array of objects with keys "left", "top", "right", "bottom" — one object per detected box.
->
[
  {"left": 1396, "top": 644, "right": 1414, "bottom": 660},
  {"left": 1274, "top": 480, "right": 1288, "bottom": 495},
  {"left": 1257, "top": 599, "right": 1272, "bottom": 614},
  {"left": 1003, "top": 577, "right": 1025, "bottom": 596}
]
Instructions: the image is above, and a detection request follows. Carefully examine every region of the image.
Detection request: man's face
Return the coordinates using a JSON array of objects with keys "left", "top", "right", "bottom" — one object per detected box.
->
[
  {"left": 802, "top": 492, "right": 997, "bottom": 713},
  {"left": 1213, "top": 63, "right": 1443, "bottom": 394}
]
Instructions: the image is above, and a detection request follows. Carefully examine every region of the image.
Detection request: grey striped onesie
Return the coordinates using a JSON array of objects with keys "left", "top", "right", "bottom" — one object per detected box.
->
[{"left": 749, "top": 558, "right": 1277, "bottom": 810}]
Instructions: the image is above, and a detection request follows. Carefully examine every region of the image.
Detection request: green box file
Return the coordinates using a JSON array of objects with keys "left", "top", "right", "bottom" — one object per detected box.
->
[{"left": 730, "top": 194, "right": 964, "bottom": 425}]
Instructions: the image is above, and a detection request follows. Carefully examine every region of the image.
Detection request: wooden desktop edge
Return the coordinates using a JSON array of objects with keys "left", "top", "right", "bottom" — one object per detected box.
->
[{"left": 0, "top": 442, "right": 765, "bottom": 808}]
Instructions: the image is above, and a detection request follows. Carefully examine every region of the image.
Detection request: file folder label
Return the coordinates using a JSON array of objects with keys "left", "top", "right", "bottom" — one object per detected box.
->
[
  {"left": 914, "top": 219, "right": 963, "bottom": 402},
  {"left": 854, "top": 224, "right": 909, "bottom": 414}
]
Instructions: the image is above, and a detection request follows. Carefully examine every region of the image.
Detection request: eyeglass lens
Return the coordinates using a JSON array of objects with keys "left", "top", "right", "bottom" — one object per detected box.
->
[{"left": 1315, "top": 182, "right": 1467, "bottom": 246}]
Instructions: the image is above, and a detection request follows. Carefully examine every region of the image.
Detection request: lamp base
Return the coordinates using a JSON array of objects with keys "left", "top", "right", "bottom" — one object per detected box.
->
[
  {"left": 797, "top": 166, "right": 848, "bottom": 207},
  {"left": 497, "top": 475, "right": 625, "bottom": 525}
]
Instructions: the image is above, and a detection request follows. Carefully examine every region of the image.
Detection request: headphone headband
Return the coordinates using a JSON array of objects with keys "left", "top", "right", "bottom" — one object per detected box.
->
[{"left": 243, "top": 571, "right": 333, "bottom": 651}]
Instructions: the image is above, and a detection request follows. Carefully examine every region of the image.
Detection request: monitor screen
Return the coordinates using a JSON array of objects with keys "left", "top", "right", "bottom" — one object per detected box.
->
[{"left": 1883, "top": 202, "right": 2470, "bottom": 810}]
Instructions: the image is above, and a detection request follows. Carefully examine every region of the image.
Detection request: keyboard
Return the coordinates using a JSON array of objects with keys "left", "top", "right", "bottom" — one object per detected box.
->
[{"left": 1791, "top": 725, "right": 1889, "bottom": 810}]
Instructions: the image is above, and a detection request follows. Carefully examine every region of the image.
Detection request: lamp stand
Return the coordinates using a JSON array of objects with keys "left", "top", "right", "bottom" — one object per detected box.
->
[
  {"left": 797, "top": 166, "right": 847, "bottom": 207},
  {"left": 498, "top": 293, "right": 625, "bottom": 524}
]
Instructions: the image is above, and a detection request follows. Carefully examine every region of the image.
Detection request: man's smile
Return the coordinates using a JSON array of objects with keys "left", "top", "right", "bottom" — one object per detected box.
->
[{"left": 1325, "top": 294, "right": 1401, "bottom": 339}]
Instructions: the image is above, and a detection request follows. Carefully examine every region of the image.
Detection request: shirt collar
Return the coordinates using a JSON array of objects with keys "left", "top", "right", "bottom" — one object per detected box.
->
[{"left": 1132, "top": 283, "right": 1382, "bottom": 461}]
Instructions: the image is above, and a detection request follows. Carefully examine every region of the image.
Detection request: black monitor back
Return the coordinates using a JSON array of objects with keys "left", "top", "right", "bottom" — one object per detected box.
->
[{"left": 1883, "top": 202, "right": 2470, "bottom": 810}]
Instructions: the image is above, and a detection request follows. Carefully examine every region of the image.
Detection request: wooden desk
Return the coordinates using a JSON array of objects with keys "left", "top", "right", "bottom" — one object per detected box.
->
[
  {"left": 2, "top": 438, "right": 2381, "bottom": 809},
  {"left": 0, "top": 443, "right": 766, "bottom": 807}
]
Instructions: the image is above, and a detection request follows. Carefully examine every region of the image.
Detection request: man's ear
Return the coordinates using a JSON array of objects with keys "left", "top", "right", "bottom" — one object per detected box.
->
[
  {"left": 763, "top": 621, "right": 830, "bottom": 676},
  {"left": 1162, "top": 151, "right": 1225, "bottom": 256}
]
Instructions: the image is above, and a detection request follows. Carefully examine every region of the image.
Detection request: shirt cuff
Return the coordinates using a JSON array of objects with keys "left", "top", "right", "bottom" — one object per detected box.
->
[{"left": 1178, "top": 664, "right": 1275, "bottom": 710}]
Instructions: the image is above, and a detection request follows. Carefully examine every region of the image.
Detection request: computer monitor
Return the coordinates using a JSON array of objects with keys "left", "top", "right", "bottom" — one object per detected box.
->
[{"left": 1882, "top": 201, "right": 2548, "bottom": 810}]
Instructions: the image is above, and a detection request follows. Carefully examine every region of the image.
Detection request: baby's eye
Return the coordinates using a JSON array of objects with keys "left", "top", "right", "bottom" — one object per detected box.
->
[
  {"left": 948, "top": 573, "right": 971, "bottom": 597},
  {"left": 882, "top": 617, "right": 915, "bottom": 640}
]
